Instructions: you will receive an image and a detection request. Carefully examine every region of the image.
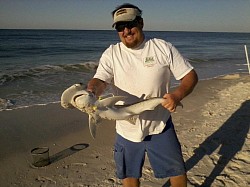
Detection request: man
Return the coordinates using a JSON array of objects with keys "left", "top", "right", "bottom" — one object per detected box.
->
[{"left": 87, "top": 3, "right": 198, "bottom": 187}]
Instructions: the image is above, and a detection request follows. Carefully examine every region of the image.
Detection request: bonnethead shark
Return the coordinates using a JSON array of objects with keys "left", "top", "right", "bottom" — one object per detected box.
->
[{"left": 61, "top": 83, "right": 182, "bottom": 138}]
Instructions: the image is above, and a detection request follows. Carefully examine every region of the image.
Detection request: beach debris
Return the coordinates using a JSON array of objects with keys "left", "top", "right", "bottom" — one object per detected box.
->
[
  {"left": 61, "top": 83, "right": 168, "bottom": 138},
  {"left": 0, "top": 98, "right": 15, "bottom": 110},
  {"left": 36, "top": 176, "right": 56, "bottom": 185},
  {"left": 71, "top": 162, "right": 87, "bottom": 166},
  {"left": 31, "top": 147, "right": 50, "bottom": 167}
]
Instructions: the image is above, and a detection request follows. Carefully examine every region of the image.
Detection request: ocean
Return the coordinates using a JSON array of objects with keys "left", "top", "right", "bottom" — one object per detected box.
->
[{"left": 0, "top": 29, "right": 249, "bottom": 110}]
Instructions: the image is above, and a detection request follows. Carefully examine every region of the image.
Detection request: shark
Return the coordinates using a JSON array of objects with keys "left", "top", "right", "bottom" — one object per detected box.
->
[{"left": 61, "top": 83, "right": 180, "bottom": 138}]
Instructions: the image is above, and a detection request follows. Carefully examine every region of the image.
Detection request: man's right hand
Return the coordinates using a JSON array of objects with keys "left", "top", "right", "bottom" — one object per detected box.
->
[{"left": 87, "top": 78, "right": 107, "bottom": 97}]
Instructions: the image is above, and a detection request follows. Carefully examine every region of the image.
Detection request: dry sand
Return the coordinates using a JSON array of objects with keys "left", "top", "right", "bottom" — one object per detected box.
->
[{"left": 0, "top": 73, "right": 249, "bottom": 187}]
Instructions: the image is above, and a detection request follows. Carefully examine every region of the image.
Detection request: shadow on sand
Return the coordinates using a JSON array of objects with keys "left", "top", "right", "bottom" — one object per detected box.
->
[
  {"left": 163, "top": 100, "right": 250, "bottom": 187},
  {"left": 49, "top": 143, "right": 89, "bottom": 164},
  {"left": 29, "top": 143, "right": 89, "bottom": 168}
]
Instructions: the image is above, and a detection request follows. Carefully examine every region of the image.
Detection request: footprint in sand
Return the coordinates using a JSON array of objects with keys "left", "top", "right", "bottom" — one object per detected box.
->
[
  {"left": 105, "top": 177, "right": 122, "bottom": 186},
  {"left": 227, "top": 161, "right": 242, "bottom": 171},
  {"left": 235, "top": 152, "right": 250, "bottom": 163},
  {"left": 209, "top": 153, "right": 220, "bottom": 165},
  {"left": 189, "top": 175, "right": 205, "bottom": 186},
  {"left": 188, "top": 128, "right": 196, "bottom": 132},
  {"left": 227, "top": 174, "right": 245, "bottom": 185}
]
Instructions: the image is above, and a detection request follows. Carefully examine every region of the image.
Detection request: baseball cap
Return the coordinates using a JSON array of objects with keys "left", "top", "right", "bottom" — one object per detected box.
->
[{"left": 112, "top": 8, "right": 141, "bottom": 27}]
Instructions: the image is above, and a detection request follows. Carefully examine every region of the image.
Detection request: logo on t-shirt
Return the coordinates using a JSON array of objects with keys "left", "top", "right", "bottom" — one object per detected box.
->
[{"left": 143, "top": 56, "right": 156, "bottom": 67}]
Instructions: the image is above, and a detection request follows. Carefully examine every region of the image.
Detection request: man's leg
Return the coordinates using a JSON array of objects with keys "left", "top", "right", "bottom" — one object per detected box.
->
[
  {"left": 146, "top": 118, "right": 187, "bottom": 186},
  {"left": 170, "top": 174, "right": 187, "bottom": 187},
  {"left": 122, "top": 178, "right": 140, "bottom": 187},
  {"left": 114, "top": 134, "right": 145, "bottom": 186}
]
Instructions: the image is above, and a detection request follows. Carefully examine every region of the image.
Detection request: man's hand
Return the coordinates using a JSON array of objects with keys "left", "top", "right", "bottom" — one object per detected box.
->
[
  {"left": 162, "top": 93, "right": 181, "bottom": 112},
  {"left": 87, "top": 78, "right": 107, "bottom": 97},
  {"left": 162, "top": 69, "right": 198, "bottom": 112}
]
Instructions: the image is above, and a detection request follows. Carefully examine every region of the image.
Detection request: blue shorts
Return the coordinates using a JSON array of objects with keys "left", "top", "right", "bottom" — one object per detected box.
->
[{"left": 114, "top": 117, "right": 186, "bottom": 179}]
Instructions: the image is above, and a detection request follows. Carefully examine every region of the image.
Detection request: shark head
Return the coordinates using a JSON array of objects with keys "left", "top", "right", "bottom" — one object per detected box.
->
[
  {"left": 74, "top": 92, "right": 97, "bottom": 114},
  {"left": 61, "top": 83, "right": 98, "bottom": 114},
  {"left": 61, "top": 83, "right": 85, "bottom": 109}
]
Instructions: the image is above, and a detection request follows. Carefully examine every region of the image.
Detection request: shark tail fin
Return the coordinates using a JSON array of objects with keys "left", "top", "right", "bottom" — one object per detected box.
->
[{"left": 88, "top": 115, "right": 102, "bottom": 139}]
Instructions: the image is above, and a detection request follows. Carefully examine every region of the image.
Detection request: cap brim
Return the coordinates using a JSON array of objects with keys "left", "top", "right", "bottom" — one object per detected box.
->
[
  {"left": 112, "top": 8, "right": 141, "bottom": 27},
  {"left": 112, "top": 16, "right": 136, "bottom": 27}
]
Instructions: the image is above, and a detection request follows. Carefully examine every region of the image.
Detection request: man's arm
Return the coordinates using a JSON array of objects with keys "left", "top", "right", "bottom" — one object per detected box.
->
[
  {"left": 87, "top": 78, "right": 107, "bottom": 97},
  {"left": 162, "top": 69, "right": 198, "bottom": 112}
]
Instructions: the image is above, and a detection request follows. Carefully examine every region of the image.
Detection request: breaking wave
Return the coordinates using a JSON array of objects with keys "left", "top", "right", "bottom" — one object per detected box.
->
[{"left": 0, "top": 61, "right": 98, "bottom": 86}]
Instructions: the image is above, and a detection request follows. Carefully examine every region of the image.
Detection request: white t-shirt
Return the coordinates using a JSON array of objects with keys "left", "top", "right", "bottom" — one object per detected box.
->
[{"left": 94, "top": 38, "right": 193, "bottom": 142}]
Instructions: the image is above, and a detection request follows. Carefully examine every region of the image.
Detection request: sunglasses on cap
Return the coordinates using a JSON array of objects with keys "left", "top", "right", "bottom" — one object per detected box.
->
[{"left": 115, "top": 19, "right": 139, "bottom": 32}]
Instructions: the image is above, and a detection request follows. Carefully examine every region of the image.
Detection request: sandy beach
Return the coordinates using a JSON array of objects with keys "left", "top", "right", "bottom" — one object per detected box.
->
[{"left": 0, "top": 73, "right": 249, "bottom": 187}]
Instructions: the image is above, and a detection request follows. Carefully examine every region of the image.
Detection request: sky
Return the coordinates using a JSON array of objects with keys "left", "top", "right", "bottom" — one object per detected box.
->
[{"left": 0, "top": 0, "right": 249, "bottom": 32}]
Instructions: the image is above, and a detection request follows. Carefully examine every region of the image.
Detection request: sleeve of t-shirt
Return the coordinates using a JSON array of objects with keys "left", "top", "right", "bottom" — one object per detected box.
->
[
  {"left": 93, "top": 47, "right": 114, "bottom": 84},
  {"left": 168, "top": 45, "right": 193, "bottom": 80}
]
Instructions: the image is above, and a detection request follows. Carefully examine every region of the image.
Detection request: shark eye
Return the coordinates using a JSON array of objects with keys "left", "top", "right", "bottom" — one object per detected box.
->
[{"left": 87, "top": 91, "right": 95, "bottom": 97}]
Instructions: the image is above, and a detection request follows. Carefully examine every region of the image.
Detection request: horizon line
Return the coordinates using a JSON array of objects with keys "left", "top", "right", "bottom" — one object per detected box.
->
[{"left": 0, "top": 28, "right": 249, "bottom": 34}]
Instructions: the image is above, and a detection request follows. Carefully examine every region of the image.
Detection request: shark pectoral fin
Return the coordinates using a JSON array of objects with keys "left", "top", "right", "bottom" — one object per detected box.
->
[
  {"left": 89, "top": 115, "right": 97, "bottom": 139},
  {"left": 177, "top": 102, "right": 184, "bottom": 108}
]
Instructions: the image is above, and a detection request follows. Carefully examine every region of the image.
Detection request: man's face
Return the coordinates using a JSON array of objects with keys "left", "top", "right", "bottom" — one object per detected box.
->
[{"left": 116, "top": 19, "right": 144, "bottom": 49}]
